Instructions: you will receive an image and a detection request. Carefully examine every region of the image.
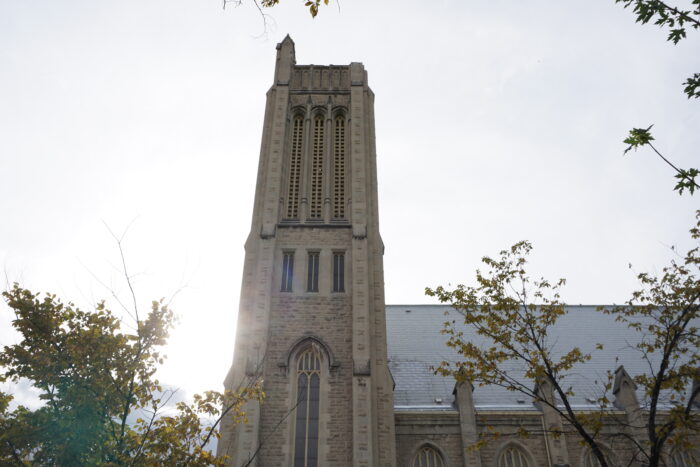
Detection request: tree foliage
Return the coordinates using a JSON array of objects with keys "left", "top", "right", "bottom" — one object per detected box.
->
[
  {"left": 0, "top": 285, "right": 262, "bottom": 466},
  {"left": 426, "top": 213, "right": 700, "bottom": 467},
  {"left": 605, "top": 211, "right": 700, "bottom": 465},
  {"left": 615, "top": 0, "right": 699, "bottom": 194},
  {"left": 623, "top": 125, "right": 700, "bottom": 195},
  {"left": 260, "top": 0, "right": 329, "bottom": 17},
  {"left": 615, "top": 0, "right": 700, "bottom": 46},
  {"left": 223, "top": 0, "right": 329, "bottom": 18}
]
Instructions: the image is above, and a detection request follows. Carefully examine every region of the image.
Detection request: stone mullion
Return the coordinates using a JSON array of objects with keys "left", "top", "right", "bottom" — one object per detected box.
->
[{"left": 323, "top": 100, "right": 332, "bottom": 223}]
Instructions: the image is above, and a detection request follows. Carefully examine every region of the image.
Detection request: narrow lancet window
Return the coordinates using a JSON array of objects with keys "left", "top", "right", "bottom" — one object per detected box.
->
[
  {"left": 307, "top": 252, "right": 319, "bottom": 292},
  {"left": 309, "top": 116, "right": 324, "bottom": 219},
  {"left": 287, "top": 116, "right": 304, "bottom": 219},
  {"left": 332, "top": 252, "right": 344, "bottom": 293},
  {"left": 294, "top": 347, "right": 321, "bottom": 467},
  {"left": 333, "top": 116, "right": 346, "bottom": 219},
  {"left": 281, "top": 252, "right": 294, "bottom": 292}
]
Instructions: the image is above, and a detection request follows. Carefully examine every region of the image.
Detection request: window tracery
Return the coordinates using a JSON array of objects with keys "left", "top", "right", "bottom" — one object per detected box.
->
[
  {"left": 583, "top": 450, "right": 604, "bottom": 467},
  {"left": 293, "top": 346, "right": 321, "bottom": 467},
  {"left": 671, "top": 450, "right": 693, "bottom": 467},
  {"left": 582, "top": 445, "right": 615, "bottom": 467},
  {"left": 411, "top": 445, "right": 445, "bottom": 467},
  {"left": 497, "top": 444, "right": 531, "bottom": 467}
]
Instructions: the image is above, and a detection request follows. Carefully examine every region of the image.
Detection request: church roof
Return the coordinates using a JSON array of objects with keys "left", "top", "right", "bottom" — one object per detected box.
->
[{"left": 385, "top": 305, "right": 664, "bottom": 412}]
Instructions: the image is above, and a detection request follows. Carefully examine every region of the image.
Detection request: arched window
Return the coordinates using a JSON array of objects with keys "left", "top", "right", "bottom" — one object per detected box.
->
[
  {"left": 332, "top": 115, "right": 346, "bottom": 219},
  {"left": 582, "top": 446, "right": 614, "bottom": 467},
  {"left": 286, "top": 115, "right": 304, "bottom": 219},
  {"left": 671, "top": 450, "right": 693, "bottom": 467},
  {"left": 309, "top": 115, "right": 325, "bottom": 219},
  {"left": 411, "top": 445, "right": 445, "bottom": 467},
  {"left": 497, "top": 444, "right": 531, "bottom": 467},
  {"left": 583, "top": 450, "right": 603, "bottom": 467},
  {"left": 293, "top": 346, "right": 321, "bottom": 467}
]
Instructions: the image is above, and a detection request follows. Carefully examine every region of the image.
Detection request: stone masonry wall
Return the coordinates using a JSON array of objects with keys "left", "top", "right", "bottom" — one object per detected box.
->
[
  {"left": 394, "top": 412, "right": 463, "bottom": 466},
  {"left": 475, "top": 413, "right": 548, "bottom": 466},
  {"left": 395, "top": 411, "right": 549, "bottom": 467},
  {"left": 394, "top": 410, "right": 699, "bottom": 467},
  {"left": 257, "top": 226, "right": 355, "bottom": 466}
]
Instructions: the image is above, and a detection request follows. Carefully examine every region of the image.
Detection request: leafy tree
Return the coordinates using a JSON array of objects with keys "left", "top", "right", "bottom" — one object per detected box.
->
[
  {"left": 615, "top": 0, "right": 700, "bottom": 194},
  {"left": 426, "top": 213, "right": 700, "bottom": 467},
  {"left": 0, "top": 285, "right": 262, "bottom": 466}
]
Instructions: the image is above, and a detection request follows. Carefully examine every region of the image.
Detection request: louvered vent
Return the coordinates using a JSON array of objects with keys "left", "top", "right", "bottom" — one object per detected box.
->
[
  {"left": 286, "top": 116, "right": 304, "bottom": 219},
  {"left": 309, "top": 116, "right": 324, "bottom": 219},
  {"left": 333, "top": 116, "right": 346, "bottom": 219}
]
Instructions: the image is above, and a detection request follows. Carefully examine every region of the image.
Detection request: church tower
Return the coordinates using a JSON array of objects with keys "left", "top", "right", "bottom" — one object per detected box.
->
[{"left": 218, "top": 36, "right": 396, "bottom": 466}]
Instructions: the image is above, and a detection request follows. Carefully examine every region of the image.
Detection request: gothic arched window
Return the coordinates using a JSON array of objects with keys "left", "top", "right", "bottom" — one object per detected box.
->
[
  {"left": 497, "top": 444, "right": 531, "bottom": 467},
  {"left": 671, "top": 450, "right": 693, "bottom": 467},
  {"left": 309, "top": 115, "right": 325, "bottom": 219},
  {"left": 332, "top": 115, "right": 346, "bottom": 219},
  {"left": 411, "top": 445, "right": 445, "bottom": 467},
  {"left": 582, "top": 446, "right": 614, "bottom": 467},
  {"left": 583, "top": 450, "right": 603, "bottom": 467},
  {"left": 293, "top": 346, "right": 321, "bottom": 467},
  {"left": 286, "top": 115, "right": 305, "bottom": 219}
]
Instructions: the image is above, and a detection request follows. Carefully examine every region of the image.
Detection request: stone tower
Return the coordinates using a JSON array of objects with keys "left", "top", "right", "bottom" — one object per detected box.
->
[{"left": 218, "top": 36, "right": 396, "bottom": 467}]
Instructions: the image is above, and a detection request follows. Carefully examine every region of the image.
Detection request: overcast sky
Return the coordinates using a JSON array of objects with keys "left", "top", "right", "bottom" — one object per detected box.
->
[{"left": 1, "top": 0, "right": 698, "bottom": 399}]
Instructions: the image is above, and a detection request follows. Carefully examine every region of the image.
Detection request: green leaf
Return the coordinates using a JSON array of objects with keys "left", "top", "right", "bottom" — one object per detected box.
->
[
  {"left": 623, "top": 125, "right": 655, "bottom": 154},
  {"left": 674, "top": 168, "right": 700, "bottom": 195},
  {"left": 683, "top": 73, "right": 700, "bottom": 99}
]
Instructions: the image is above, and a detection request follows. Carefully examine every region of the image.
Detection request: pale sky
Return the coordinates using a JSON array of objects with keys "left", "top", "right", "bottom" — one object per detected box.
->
[{"left": 1, "top": 0, "right": 698, "bottom": 400}]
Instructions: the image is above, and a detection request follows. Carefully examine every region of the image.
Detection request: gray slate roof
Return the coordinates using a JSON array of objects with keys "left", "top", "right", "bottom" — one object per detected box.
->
[{"left": 386, "top": 305, "right": 658, "bottom": 412}]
